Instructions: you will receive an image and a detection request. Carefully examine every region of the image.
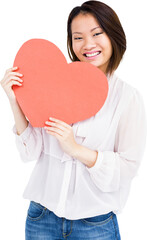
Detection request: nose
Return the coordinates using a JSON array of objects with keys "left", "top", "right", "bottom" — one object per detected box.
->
[{"left": 83, "top": 37, "right": 97, "bottom": 50}]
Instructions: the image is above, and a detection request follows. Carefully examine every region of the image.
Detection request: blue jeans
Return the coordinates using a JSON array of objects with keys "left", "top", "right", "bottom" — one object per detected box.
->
[{"left": 25, "top": 201, "right": 121, "bottom": 240}]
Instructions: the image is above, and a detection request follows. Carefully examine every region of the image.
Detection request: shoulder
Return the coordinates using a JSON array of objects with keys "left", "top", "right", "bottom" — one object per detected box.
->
[
  {"left": 111, "top": 75, "right": 146, "bottom": 121},
  {"left": 109, "top": 73, "right": 142, "bottom": 101}
]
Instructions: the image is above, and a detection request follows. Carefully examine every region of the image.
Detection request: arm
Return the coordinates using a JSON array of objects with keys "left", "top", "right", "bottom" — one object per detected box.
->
[
  {"left": 44, "top": 117, "right": 98, "bottom": 167},
  {"left": 13, "top": 122, "right": 43, "bottom": 162},
  {"left": 0, "top": 66, "right": 28, "bottom": 135},
  {"left": 1, "top": 67, "right": 43, "bottom": 162},
  {"left": 89, "top": 90, "right": 146, "bottom": 192},
  {"left": 73, "top": 90, "right": 146, "bottom": 192},
  {"left": 9, "top": 98, "right": 29, "bottom": 135},
  {"left": 72, "top": 144, "right": 98, "bottom": 168}
]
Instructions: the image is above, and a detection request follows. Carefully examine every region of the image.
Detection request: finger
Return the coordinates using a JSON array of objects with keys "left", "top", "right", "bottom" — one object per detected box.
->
[
  {"left": 45, "top": 125, "right": 64, "bottom": 133},
  {"left": 49, "top": 117, "right": 71, "bottom": 129},
  {"left": 46, "top": 128, "right": 63, "bottom": 137},
  {"left": 5, "top": 72, "right": 23, "bottom": 81},
  {"left": 7, "top": 76, "right": 23, "bottom": 83},
  {"left": 7, "top": 80, "right": 22, "bottom": 87},
  {"left": 2, "top": 77, "right": 21, "bottom": 87},
  {"left": 6, "top": 66, "right": 18, "bottom": 73},
  {"left": 8, "top": 72, "right": 23, "bottom": 77},
  {"left": 46, "top": 130, "right": 62, "bottom": 140},
  {"left": 45, "top": 121, "right": 67, "bottom": 132}
]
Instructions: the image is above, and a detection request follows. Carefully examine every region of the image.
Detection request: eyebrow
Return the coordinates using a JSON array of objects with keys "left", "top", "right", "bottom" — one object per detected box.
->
[{"left": 72, "top": 26, "right": 100, "bottom": 35}]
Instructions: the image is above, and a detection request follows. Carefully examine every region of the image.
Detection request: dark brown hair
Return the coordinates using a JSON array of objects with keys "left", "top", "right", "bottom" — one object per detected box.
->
[{"left": 67, "top": 0, "right": 126, "bottom": 75}]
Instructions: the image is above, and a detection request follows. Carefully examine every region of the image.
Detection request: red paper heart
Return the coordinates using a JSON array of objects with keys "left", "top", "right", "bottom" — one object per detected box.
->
[{"left": 13, "top": 39, "right": 108, "bottom": 127}]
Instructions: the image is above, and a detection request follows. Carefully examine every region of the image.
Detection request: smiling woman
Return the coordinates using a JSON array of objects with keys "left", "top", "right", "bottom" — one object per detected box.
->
[
  {"left": 71, "top": 13, "right": 113, "bottom": 73},
  {"left": 67, "top": 1, "right": 126, "bottom": 75},
  {"left": 0, "top": 1, "right": 146, "bottom": 240}
]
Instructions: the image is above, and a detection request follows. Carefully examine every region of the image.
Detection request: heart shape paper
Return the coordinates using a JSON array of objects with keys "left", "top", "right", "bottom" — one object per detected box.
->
[{"left": 13, "top": 39, "right": 108, "bottom": 127}]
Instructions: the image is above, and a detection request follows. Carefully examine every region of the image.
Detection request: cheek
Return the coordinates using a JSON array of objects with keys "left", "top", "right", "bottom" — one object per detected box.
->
[
  {"left": 72, "top": 41, "right": 82, "bottom": 57},
  {"left": 107, "top": 39, "right": 113, "bottom": 55},
  {"left": 102, "top": 36, "right": 113, "bottom": 56},
  {"left": 105, "top": 43, "right": 112, "bottom": 58},
  {"left": 72, "top": 43, "right": 78, "bottom": 56}
]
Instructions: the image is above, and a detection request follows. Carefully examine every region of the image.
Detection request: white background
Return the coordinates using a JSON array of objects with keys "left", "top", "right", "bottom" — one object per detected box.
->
[{"left": 0, "top": 0, "right": 146, "bottom": 239}]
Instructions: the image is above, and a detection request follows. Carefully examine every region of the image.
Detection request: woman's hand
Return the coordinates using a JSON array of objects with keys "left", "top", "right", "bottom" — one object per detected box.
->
[
  {"left": 0, "top": 66, "right": 23, "bottom": 101},
  {"left": 44, "top": 117, "right": 78, "bottom": 157}
]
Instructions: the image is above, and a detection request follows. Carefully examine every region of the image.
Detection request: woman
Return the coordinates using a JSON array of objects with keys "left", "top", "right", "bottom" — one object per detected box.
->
[{"left": 0, "top": 1, "right": 146, "bottom": 239}]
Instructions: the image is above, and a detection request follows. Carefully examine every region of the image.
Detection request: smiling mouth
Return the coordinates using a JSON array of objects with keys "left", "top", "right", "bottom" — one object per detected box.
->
[{"left": 83, "top": 51, "right": 101, "bottom": 58}]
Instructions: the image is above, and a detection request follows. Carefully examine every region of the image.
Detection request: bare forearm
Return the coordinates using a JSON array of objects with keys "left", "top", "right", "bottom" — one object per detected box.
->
[
  {"left": 72, "top": 143, "right": 98, "bottom": 168},
  {"left": 9, "top": 99, "right": 29, "bottom": 135}
]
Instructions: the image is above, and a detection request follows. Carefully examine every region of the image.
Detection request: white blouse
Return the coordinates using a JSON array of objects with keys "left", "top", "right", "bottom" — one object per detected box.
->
[{"left": 12, "top": 73, "right": 146, "bottom": 220}]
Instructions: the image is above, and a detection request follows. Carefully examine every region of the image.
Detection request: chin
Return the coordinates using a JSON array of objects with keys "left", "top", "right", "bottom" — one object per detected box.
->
[{"left": 89, "top": 61, "right": 101, "bottom": 67}]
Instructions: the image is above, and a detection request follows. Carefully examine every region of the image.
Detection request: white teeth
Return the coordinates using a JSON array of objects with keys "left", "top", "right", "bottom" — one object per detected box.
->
[{"left": 85, "top": 51, "right": 100, "bottom": 57}]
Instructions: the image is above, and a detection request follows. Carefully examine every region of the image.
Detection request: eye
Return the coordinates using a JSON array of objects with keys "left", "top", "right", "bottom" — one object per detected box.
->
[
  {"left": 74, "top": 37, "right": 82, "bottom": 40},
  {"left": 93, "top": 32, "right": 103, "bottom": 36}
]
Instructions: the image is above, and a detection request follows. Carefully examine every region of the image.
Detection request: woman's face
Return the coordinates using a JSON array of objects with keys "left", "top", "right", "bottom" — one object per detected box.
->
[{"left": 71, "top": 13, "right": 113, "bottom": 74}]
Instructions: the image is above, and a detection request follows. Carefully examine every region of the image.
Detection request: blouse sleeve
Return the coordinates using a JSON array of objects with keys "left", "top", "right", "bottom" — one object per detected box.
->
[
  {"left": 12, "top": 122, "right": 43, "bottom": 162},
  {"left": 86, "top": 89, "right": 147, "bottom": 192}
]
